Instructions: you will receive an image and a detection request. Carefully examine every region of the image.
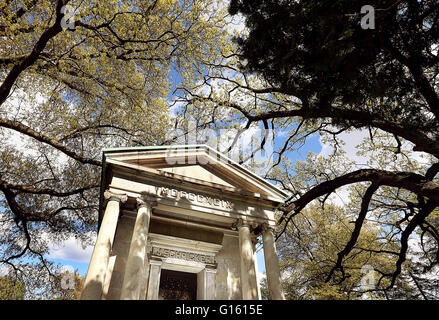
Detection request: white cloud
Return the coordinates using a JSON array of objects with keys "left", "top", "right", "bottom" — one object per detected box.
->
[
  {"left": 0, "top": 265, "right": 10, "bottom": 276},
  {"left": 48, "top": 235, "right": 95, "bottom": 263},
  {"left": 317, "top": 130, "right": 366, "bottom": 207},
  {"left": 318, "top": 128, "right": 432, "bottom": 207},
  {"left": 407, "top": 237, "right": 423, "bottom": 263},
  {"left": 1, "top": 86, "right": 71, "bottom": 166},
  {"left": 319, "top": 128, "right": 431, "bottom": 168},
  {"left": 226, "top": 11, "right": 246, "bottom": 35},
  {"left": 209, "top": 0, "right": 246, "bottom": 35},
  {"left": 319, "top": 129, "right": 369, "bottom": 167},
  {"left": 59, "top": 265, "right": 75, "bottom": 274}
]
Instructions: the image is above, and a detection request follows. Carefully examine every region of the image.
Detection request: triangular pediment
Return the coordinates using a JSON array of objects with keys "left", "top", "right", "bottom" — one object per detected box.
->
[
  {"left": 157, "top": 165, "right": 234, "bottom": 188},
  {"left": 102, "top": 145, "right": 287, "bottom": 202}
]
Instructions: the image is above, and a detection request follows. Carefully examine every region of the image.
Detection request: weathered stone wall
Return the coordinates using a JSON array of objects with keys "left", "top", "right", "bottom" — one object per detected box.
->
[{"left": 149, "top": 220, "right": 223, "bottom": 244}]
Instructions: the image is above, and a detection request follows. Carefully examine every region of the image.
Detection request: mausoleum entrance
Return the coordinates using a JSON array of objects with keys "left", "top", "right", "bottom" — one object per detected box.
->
[{"left": 158, "top": 270, "right": 197, "bottom": 300}]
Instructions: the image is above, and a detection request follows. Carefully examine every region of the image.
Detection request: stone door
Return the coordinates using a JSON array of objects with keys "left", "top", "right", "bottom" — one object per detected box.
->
[{"left": 158, "top": 270, "right": 197, "bottom": 300}]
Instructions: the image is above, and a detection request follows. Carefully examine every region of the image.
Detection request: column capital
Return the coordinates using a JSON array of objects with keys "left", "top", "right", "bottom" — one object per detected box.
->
[
  {"left": 261, "top": 223, "right": 279, "bottom": 234},
  {"left": 136, "top": 197, "right": 157, "bottom": 209},
  {"left": 138, "top": 192, "right": 158, "bottom": 207},
  {"left": 233, "top": 218, "right": 251, "bottom": 230},
  {"left": 104, "top": 190, "right": 128, "bottom": 203},
  {"left": 233, "top": 219, "right": 262, "bottom": 232}
]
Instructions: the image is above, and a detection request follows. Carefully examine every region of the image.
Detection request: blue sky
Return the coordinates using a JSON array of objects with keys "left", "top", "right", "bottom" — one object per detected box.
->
[{"left": 52, "top": 258, "right": 90, "bottom": 276}]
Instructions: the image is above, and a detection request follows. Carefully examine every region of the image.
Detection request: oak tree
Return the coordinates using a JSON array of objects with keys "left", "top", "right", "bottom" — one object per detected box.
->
[
  {"left": 172, "top": 0, "right": 439, "bottom": 297},
  {"left": 0, "top": 0, "right": 230, "bottom": 297}
]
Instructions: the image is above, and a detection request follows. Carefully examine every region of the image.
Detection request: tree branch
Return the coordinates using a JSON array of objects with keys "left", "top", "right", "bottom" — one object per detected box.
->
[
  {"left": 0, "top": 117, "right": 101, "bottom": 166},
  {"left": 325, "top": 183, "right": 379, "bottom": 282},
  {"left": 0, "top": 0, "right": 68, "bottom": 106}
]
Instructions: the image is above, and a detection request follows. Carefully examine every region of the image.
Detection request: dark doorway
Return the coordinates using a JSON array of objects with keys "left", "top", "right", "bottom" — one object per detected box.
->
[{"left": 158, "top": 269, "right": 197, "bottom": 300}]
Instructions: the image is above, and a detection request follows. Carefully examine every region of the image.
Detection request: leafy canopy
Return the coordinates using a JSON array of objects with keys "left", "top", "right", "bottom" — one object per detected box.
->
[
  {"left": 229, "top": 0, "right": 439, "bottom": 125},
  {"left": 0, "top": 0, "right": 231, "bottom": 298},
  {"left": 223, "top": 0, "right": 439, "bottom": 296}
]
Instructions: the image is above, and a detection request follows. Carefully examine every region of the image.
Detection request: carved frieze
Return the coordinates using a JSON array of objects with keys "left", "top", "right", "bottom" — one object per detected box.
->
[
  {"left": 158, "top": 187, "right": 234, "bottom": 210},
  {"left": 151, "top": 247, "right": 215, "bottom": 264}
]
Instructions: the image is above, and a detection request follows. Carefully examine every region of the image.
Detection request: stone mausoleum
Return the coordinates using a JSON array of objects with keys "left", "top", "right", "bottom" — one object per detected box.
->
[{"left": 80, "top": 145, "right": 287, "bottom": 300}]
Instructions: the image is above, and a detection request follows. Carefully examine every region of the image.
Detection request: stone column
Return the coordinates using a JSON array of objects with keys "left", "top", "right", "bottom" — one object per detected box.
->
[
  {"left": 237, "top": 219, "right": 259, "bottom": 300},
  {"left": 197, "top": 268, "right": 217, "bottom": 300},
  {"left": 146, "top": 260, "right": 162, "bottom": 300},
  {"left": 102, "top": 255, "right": 116, "bottom": 299},
  {"left": 262, "top": 223, "right": 285, "bottom": 300},
  {"left": 81, "top": 190, "right": 127, "bottom": 300},
  {"left": 139, "top": 260, "right": 150, "bottom": 300},
  {"left": 120, "top": 197, "right": 153, "bottom": 300}
]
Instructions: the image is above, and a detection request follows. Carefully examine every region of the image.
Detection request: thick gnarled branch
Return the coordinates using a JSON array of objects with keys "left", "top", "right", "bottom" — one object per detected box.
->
[
  {"left": 325, "top": 183, "right": 380, "bottom": 282},
  {"left": 281, "top": 169, "right": 439, "bottom": 216}
]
